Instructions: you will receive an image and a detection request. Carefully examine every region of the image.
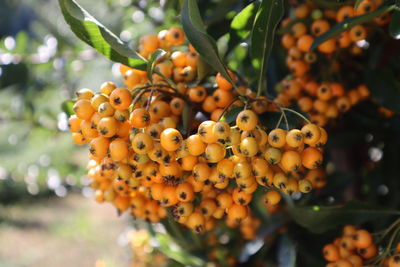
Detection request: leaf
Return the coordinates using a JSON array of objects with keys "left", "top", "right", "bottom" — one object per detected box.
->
[
  {"left": 196, "top": 55, "right": 212, "bottom": 83},
  {"left": 221, "top": 106, "right": 242, "bottom": 124},
  {"left": 277, "top": 234, "right": 297, "bottom": 267},
  {"left": 58, "top": 0, "right": 147, "bottom": 69},
  {"left": 227, "top": 2, "right": 260, "bottom": 52},
  {"left": 151, "top": 231, "right": 205, "bottom": 267},
  {"left": 182, "top": 102, "right": 192, "bottom": 137},
  {"left": 181, "top": 0, "right": 235, "bottom": 87},
  {"left": 354, "top": 0, "right": 364, "bottom": 10},
  {"left": 289, "top": 201, "right": 400, "bottom": 233},
  {"left": 146, "top": 49, "right": 167, "bottom": 82},
  {"left": 365, "top": 68, "right": 400, "bottom": 113},
  {"left": 250, "top": 0, "right": 285, "bottom": 96},
  {"left": 61, "top": 100, "right": 74, "bottom": 116},
  {"left": 311, "top": 4, "right": 396, "bottom": 50},
  {"left": 14, "top": 31, "right": 28, "bottom": 54},
  {"left": 389, "top": 3, "right": 400, "bottom": 38},
  {"left": 312, "top": 0, "right": 353, "bottom": 10}
]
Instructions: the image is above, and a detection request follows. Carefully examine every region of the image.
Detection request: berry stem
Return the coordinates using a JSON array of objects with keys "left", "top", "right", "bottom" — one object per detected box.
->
[
  {"left": 217, "top": 97, "right": 239, "bottom": 121},
  {"left": 281, "top": 107, "right": 312, "bottom": 124}
]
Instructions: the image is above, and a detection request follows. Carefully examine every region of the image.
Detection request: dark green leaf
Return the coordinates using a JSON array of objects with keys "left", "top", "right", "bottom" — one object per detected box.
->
[
  {"left": 181, "top": 0, "right": 234, "bottom": 87},
  {"left": 366, "top": 68, "right": 400, "bottom": 113},
  {"left": 61, "top": 100, "right": 75, "bottom": 116},
  {"left": 354, "top": 0, "right": 364, "bottom": 10},
  {"left": 389, "top": 7, "right": 400, "bottom": 38},
  {"left": 227, "top": 2, "right": 260, "bottom": 52},
  {"left": 196, "top": 55, "right": 212, "bottom": 83},
  {"left": 311, "top": 4, "right": 396, "bottom": 50},
  {"left": 146, "top": 49, "right": 167, "bottom": 82},
  {"left": 277, "top": 234, "right": 297, "bottom": 267},
  {"left": 312, "top": 0, "right": 353, "bottom": 10},
  {"left": 222, "top": 106, "right": 242, "bottom": 124},
  {"left": 251, "top": 0, "right": 284, "bottom": 96},
  {"left": 58, "top": 0, "right": 147, "bottom": 69},
  {"left": 289, "top": 201, "right": 400, "bottom": 233},
  {"left": 182, "top": 102, "right": 192, "bottom": 136}
]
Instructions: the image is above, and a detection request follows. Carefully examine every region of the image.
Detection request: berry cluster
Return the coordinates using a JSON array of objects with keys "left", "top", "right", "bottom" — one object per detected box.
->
[
  {"left": 276, "top": 0, "right": 394, "bottom": 126},
  {"left": 323, "top": 225, "right": 400, "bottom": 267},
  {"left": 67, "top": 27, "right": 328, "bottom": 238}
]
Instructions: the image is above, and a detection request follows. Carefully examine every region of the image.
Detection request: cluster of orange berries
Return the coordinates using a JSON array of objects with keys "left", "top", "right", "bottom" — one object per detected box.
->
[
  {"left": 323, "top": 225, "right": 400, "bottom": 267},
  {"left": 67, "top": 26, "right": 328, "bottom": 238},
  {"left": 276, "top": 0, "right": 394, "bottom": 126}
]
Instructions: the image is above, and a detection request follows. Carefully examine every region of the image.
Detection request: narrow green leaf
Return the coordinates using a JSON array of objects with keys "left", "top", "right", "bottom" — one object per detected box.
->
[
  {"left": 289, "top": 201, "right": 400, "bottom": 233},
  {"left": 182, "top": 102, "right": 192, "bottom": 136},
  {"left": 250, "top": 0, "right": 285, "bottom": 96},
  {"left": 354, "top": 0, "right": 364, "bottom": 10},
  {"left": 181, "top": 0, "right": 235, "bottom": 88},
  {"left": 14, "top": 31, "right": 28, "bottom": 54},
  {"left": 222, "top": 106, "right": 242, "bottom": 124},
  {"left": 227, "top": 2, "right": 260, "bottom": 52},
  {"left": 61, "top": 100, "right": 75, "bottom": 116},
  {"left": 389, "top": 2, "right": 400, "bottom": 38},
  {"left": 311, "top": 4, "right": 396, "bottom": 51},
  {"left": 146, "top": 49, "right": 167, "bottom": 82},
  {"left": 196, "top": 55, "right": 212, "bottom": 83},
  {"left": 312, "top": 0, "right": 353, "bottom": 10},
  {"left": 58, "top": 0, "right": 147, "bottom": 69}
]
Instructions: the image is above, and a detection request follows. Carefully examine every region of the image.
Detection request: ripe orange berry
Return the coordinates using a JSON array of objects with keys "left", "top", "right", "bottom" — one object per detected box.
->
[
  {"left": 205, "top": 143, "right": 226, "bottom": 163},
  {"left": 236, "top": 110, "right": 258, "bottom": 131},
  {"left": 349, "top": 25, "right": 367, "bottom": 42},
  {"left": 97, "top": 117, "right": 118, "bottom": 137},
  {"left": 264, "top": 147, "right": 282, "bottom": 165},
  {"left": 264, "top": 190, "right": 281, "bottom": 205},
  {"left": 227, "top": 203, "right": 248, "bottom": 223},
  {"left": 281, "top": 34, "right": 296, "bottom": 50},
  {"left": 186, "top": 212, "right": 205, "bottom": 233},
  {"left": 130, "top": 108, "right": 151, "bottom": 129},
  {"left": 188, "top": 86, "right": 207, "bottom": 102},
  {"left": 176, "top": 183, "right": 195, "bottom": 202},
  {"left": 68, "top": 115, "right": 82, "bottom": 132},
  {"left": 353, "top": 229, "right": 373, "bottom": 249},
  {"left": 100, "top": 81, "right": 116, "bottom": 95},
  {"left": 297, "top": 35, "right": 314, "bottom": 52},
  {"left": 89, "top": 136, "right": 110, "bottom": 159},
  {"left": 268, "top": 128, "right": 287, "bottom": 148},
  {"left": 216, "top": 70, "right": 236, "bottom": 91},
  {"left": 336, "top": 6, "right": 354, "bottom": 22},
  {"left": 357, "top": 243, "right": 377, "bottom": 259},
  {"left": 301, "top": 124, "right": 321, "bottom": 145},
  {"left": 72, "top": 132, "right": 87, "bottom": 145},
  {"left": 302, "top": 147, "right": 323, "bottom": 169},
  {"left": 323, "top": 244, "right": 340, "bottom": 262},
  {"left": 109, "top": 88, "right": 132, "bottom": 110},
  {"left": 132, "top": 133, "right": 154, "bottom": 154},
  {"left": 166, "top": 27, "right": 185, "bottom": 46},
  {"left": 281, "top": 150, "right": 302, "bottom": 171},
  {"left": 73, "top": 99, "right": 95, "bottom": 120},
  {"left": 109, "top": 138, "right": 128, "bottom": 161},
  {"left": 311, "top": 19, "right": 330, "bottom": 36},
  {"left": 160, "top": 128, "right": 182, "bottom": 152},
  {"left": 286, "top": 129, "right": 304, "bottom": 148},
  {"left": 198, "top": 121, "right": 218, "bottom": 144}
]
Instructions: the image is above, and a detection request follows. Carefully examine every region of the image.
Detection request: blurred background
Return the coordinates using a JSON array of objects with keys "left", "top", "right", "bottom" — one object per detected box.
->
[
  {"left": 1, "top": 0, "right": 400, "bottom": 266},
  {"left": 0, "top": 0, "right": 179, "bottom": 266}
]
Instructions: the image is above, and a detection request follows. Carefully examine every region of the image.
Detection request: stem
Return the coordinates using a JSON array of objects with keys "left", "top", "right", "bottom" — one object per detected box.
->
[
  {"left": 217, "top": 97, "right": 238, "bottom": 121},
  {"left": 154, "top": 70, "right": 177, "bottom": 90},
  {"left": 146, "top": 87, "right": 155, "bottom": 111},
  {"left": 281, "top": 107, "right": 312, "bottom": 124},
  {"left": 275, "top": 112, "right": 284, "bottom": 129}
]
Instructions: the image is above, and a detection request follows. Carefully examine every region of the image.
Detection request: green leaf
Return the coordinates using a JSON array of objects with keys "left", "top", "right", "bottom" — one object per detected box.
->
[
  {"left": 277, "top": 234, "right": 297, "bottom": 267},
  {"left": 311, "top": 4, "right": 396, "bottom": 51},
  {"left": 196, "top": 55, "right": 212, "bottom": 83},
  {"left": 354, "top": 0, "right": 364, "bottom": 10},
  {"left": 61, "top": 100, "right": 75, "bottom": 116},
  {"left": 366, "top": 68, "right": 400, "bottom": 113},
  {"left": 289, "top": 201, "right": 400, "bottom": 233},
  {"left": 227, "top": 2, "right": 260, "bottom": 52},
  {"left": 221, "top": 106, "right": 242, "bottom": 124},
  {"left": 389, "top": 2, "right": 400, "bottom": 38},
  {"left": 250, "top": 0, "right": 285, "bottom": 96},
  {"left": 181, "top": 0, "right": 235, "bottom": 88},
  {"left": 182, "top": 102, "right": 192, "bottom": 137},
  {"left": 14, "top": 31, "right": 28, "bottom": 54},
  {"left": 312, "top": 0, "right": 353, "bottom": 10},
  {"left": 58, "top": 0, "right": 147, "bottom": 69},
  {"left": 146, "top": 49, "right": 167, "bottom": 82}
]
